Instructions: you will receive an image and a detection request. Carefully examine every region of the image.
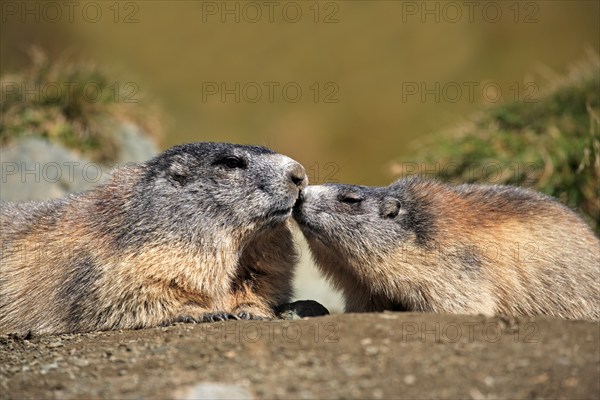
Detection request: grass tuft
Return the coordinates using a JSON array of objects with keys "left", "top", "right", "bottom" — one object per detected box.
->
[
  {"left": 0, "top": 48, "right": 163, "bottom": 163},
  {"left": 389, "top": 52, "right": 600, "bottom": 234}
]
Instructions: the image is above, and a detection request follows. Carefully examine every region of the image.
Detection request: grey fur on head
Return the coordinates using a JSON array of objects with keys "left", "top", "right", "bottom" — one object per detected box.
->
[{"left": 111, "top": 142, "right": 306, "bottom": 248}]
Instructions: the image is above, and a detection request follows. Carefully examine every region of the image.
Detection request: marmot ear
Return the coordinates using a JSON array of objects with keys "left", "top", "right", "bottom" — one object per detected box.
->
[
  {"left": 380, "top": 197, "right": 401, "bottom": 219},
  {"left": 170, "top": 172, "right": 188, "bottom": 187},
  {"left": 168, "top": 156, "right": 190, "bottom": 187}
]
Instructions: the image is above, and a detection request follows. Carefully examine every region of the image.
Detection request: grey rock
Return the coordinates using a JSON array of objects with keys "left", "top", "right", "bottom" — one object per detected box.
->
[
  {"left": 0, "top": 137, "right": 104, "bottom": 201},
  {"left": 0, "top": 124, "right": 158, "bottom": 202},
  {"left": 114, "top": 122, "right": 159, "bottom": 164}
]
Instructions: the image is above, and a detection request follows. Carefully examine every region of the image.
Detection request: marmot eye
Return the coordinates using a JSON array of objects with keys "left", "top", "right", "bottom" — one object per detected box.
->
[
  {"left": 217, "top": 156, "right": 247, "bottom": 169},
  {"left": 339, "top": 195, "right": 363, "bottom": 204}
]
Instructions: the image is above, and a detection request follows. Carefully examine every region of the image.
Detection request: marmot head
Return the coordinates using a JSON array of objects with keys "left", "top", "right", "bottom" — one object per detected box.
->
[
  {"left": 126, "top": 142, "right": 307, "bottom": 243},
  {"left": 293, "top": 179, "right": 434, "bottom": 276}
]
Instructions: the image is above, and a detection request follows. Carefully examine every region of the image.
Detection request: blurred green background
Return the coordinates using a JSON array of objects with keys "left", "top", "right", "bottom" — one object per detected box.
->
[{"left": 2, "top": 0, "right": 598, "bottom": 186}]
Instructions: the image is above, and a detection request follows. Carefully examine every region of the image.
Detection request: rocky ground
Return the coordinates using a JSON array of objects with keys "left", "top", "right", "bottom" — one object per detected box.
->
[{"left": 1, "top": 312, "right": 598, "bottom": 399}]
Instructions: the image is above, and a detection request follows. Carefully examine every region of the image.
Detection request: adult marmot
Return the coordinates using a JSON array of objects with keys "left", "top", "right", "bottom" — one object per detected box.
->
[
  {"left": 293, "top": 178, "right": 599, "bottom": 320},
  {"left": 1, "top": 142, "right": 307, "bottom": 334}
]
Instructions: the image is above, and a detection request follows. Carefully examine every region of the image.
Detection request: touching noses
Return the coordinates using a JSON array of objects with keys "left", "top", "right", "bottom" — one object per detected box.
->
[{"left": 287, "top": 163, "right": 308, "bottom": 191}]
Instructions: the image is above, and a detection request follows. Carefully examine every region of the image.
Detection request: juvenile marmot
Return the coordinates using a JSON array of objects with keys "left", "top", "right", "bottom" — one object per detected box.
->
[
  {"left": 293, "top": 178, "right": 599, "bottom": 320},
  {"left": 1, "top": 142, "right": 307, "bottom": 335}
]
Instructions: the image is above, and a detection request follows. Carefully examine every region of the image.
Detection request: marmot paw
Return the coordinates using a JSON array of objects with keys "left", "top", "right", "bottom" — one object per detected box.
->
[
  {"left": 236, "top": 311, "right": 270, "bottom": 320},
  {"left": 200, "top": 312, "right": 240, "bottom": 322},
  {"left": 162, "top": 315, "right": 203, "bottom": 325}
]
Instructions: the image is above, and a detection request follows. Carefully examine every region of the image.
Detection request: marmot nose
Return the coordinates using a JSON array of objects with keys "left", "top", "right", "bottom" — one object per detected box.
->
[{"left": 288, "top": 164, "right": 308, "bottom": 190}]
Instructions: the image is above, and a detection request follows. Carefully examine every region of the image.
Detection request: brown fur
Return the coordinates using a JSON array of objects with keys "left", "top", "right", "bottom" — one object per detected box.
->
[
  {"left": 1, "top": 143, "right": 306, "bottom": 334},
  {"left": 293, "top": 178, "right": 600, "bottom": 320}
]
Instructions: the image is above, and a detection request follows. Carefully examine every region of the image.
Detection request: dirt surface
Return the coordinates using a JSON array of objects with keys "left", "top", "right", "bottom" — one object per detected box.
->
[{"left": 1, "top": 312, "right": 598, "bottom": 399}]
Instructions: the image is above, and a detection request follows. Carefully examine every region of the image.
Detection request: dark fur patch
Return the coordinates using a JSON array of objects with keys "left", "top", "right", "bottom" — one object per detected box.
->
[
  {"left": 456, "top": 244, "right": 483, "bottom": 274},
  {"left": 89, "top": 194, "right": 154, "bottom": 251},
  {"left": 60, "top": 255, "right": 101, "bottom": 331},
  {"left": 387, "top": 178, "right": 438, "bottom": 247},
  {"left": 231, "top": 263, "right": 266, "bottom": 292},
  {"left": 399, "top": 196, "right": 436, "bottom": 246}
]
